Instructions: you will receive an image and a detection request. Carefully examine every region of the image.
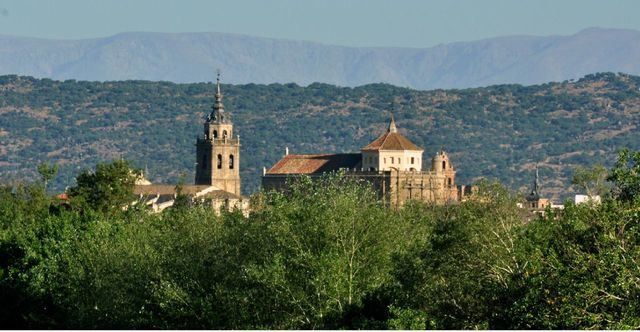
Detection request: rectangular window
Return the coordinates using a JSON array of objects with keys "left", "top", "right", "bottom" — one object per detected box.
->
[
  {"left": 411, "top": 157, "right": 415, "bottom": 164},
  {"left": 391, "top": 157, "right": 394, "bottom": 164}
]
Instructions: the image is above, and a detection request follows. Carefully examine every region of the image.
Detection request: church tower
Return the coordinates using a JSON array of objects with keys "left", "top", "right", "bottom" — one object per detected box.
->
[{"left": 194, "top": 74, "right": 241, "bottom": 195}]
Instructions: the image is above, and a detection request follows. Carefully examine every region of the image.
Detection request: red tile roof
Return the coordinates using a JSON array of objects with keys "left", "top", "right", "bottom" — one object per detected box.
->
[
  {"left": 134, "top": 184, "right": 245, "bottom": 201},
  {"left": 133, "top": 184, "right": 213, "bottom": 196},
  {"left": 361, "top": 131, "right": 422, "bottom": 151},
  {"left": 266, "top": 153, "right": 362, "bottom": 175}
]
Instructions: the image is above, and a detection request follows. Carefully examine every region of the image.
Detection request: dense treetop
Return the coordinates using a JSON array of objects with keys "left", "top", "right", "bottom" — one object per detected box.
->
[
  {"left": 1, "top": 72, "right": 640, "bottom": 199},
  {"left": 1, "top": 153, "right": 640, "bottom": 329}
]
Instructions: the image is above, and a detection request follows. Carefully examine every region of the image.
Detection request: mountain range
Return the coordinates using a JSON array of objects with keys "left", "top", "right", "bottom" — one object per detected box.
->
[{"left": 1, "top": 28, "right": 640, "bottom": 89}]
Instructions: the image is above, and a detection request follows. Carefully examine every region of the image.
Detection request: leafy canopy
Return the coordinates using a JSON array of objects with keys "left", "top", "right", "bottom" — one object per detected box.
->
[{"left": 67, "top": 159, "right": 140, "bottom": 212}]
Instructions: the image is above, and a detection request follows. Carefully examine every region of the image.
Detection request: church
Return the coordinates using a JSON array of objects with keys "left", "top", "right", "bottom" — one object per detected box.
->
[
  {"left": 134, "top": 74, "right": 470, "bottom": 212},
  {"left": 133, "top": 75, "right": 248, "bottom": 214},
  {"left": 262, "top": 115, "right": 473, "bottom": 208}
]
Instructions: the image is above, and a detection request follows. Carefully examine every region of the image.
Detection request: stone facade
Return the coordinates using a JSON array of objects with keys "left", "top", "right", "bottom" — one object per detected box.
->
[
  {"left": 194, "top": 77, "right": 241, "bottom": 196},
  {"left": 262, "top": 115, "right": 468, "bottom": 208}
]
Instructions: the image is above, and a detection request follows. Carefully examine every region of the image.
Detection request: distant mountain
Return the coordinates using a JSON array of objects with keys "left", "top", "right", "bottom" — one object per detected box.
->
[{"left": 1, "top": 28, "right": 640, "bottom": 89}]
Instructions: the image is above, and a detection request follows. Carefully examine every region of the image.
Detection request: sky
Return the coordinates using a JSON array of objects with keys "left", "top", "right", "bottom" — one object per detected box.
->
[{"left": 0, "top": 0, "right": 638, "bottom": 48}]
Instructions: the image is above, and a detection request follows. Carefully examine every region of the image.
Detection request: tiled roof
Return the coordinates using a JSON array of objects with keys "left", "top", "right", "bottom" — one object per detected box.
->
[
  {"left": 361, "top": 131, "right": 422, "bottom": 151},
  {"left": 266, "top": 153, "right": 362, "bottom": 175},
  {"left": 134, "top": 184, "right": 246, "bottom": 200},
  {"left": 133, "top": 184, "right": 213, "bottom": 196}
]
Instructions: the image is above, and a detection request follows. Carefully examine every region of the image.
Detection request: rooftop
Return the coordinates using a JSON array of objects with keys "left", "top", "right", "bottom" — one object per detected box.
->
[
  {"left": 361, "top": 115, "right": 422, "bottom": 151},
  {"left": 265, "top": 153, "right": 362, "bottom": 175}
]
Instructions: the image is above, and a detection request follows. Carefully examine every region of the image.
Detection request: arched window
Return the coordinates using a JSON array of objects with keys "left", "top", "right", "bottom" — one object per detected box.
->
[
  {"left": 448, "top": 178, "right": 452, "bottom": 187},
  {"left": 229, "top": 154, "right": 234, "bottom": 169},
  {"left": 213, "top": 130, "right": 218, "bottom": 138},
  {"left": 442, "top": 161, "right": 446, "bottom": 169},
  {"left": 217, "top": 154, "right": 222, "bottom": 169},
  {"left": 223, "top": 130, "right": 228, "bottom": 138}
]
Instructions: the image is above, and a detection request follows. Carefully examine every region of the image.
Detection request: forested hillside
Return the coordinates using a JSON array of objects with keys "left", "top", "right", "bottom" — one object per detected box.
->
[{"left": 2, "top": 72, "right": 640, "bottom": 199}]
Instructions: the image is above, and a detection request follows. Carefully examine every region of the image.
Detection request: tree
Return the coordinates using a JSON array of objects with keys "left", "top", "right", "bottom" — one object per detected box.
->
[
  {"left": 241, "top": 174, "right": 398, "bottom": 329},
  {"left": 67, "top": 159, "right": 140, "bottom": 213},
  {"left": 495, "top": 199, "right": 640, "bottom": 329},
  {"left": 608, "top": 149, "right": 640, "bottom": 202},
  {"left": 390, "top": 181, "right": 523, "bottom": 329},
  {"left": 571, "top": 164, "right": 609, "bottom": 198},
  {"left": 171, "top": 173, "right": 191, "bottom": 211},
  {"left": 37, "top": 162, "right": 58, "bottom": 192}
]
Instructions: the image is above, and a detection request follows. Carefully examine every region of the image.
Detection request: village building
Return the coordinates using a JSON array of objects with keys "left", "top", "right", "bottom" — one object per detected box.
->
[
  {"left": 134, "top": 75, "right": 249, "bottom": 215},
  {"left": 262, "top": 115, "right": 472, "bottom": 208},
  {"left": 523, "top": 166, "right": 550, "bottom": 210},
  {"left": 518, "top": 165, "right": 568, "bottom": 221}
]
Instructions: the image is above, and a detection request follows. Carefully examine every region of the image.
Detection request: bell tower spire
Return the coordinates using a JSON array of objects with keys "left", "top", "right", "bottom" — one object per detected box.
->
[
  {"left": 214, "top": 71, "right": 224, "bottom": 109},
  {"left": 209, "top": 70, "right": 228, "bottom": 124}
]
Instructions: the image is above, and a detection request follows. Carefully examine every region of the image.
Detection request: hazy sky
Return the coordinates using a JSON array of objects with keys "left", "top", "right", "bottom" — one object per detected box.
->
[{"left": 0, "top": 0, "right": 638, "bottom": 47}]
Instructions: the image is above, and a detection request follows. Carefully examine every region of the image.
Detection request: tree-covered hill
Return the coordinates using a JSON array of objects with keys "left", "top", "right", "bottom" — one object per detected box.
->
[{"left": 1, "top": 72, "right": 640, "bottom": 199}]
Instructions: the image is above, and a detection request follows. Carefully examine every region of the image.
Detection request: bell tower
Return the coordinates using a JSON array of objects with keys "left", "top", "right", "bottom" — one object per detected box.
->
[{"left": 194, "top": 73, "right": 241, "bottom": 195}]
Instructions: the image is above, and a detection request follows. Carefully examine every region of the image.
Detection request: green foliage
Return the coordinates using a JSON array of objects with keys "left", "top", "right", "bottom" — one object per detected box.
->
[
  {"left": 493, "top": 199, "right": 640, "bottom": 329},
  {"left": 171, "top": 174, "right": 191, "bottom": 211},
  {"left": 608, "top": 148, "right": 640, "bottom": 202},
  {"left": 387, "top": 306, "right": 430, "bottom": 330},
  {"left": 572, "top": 164, "right": 609, "bottom": 197},
  {"left": 390, "top": 181, "right": 523, "bottom": 329},
  {"left": 3, "top": 154, "right": 640, "bottom": 329},
  {"left": 245, "top": 174, "right": 397, "bottom": 328},
  {"left": 36, "top": 162, "right": 58, "bottom": 191},
  {"left": 67, "top": 160, "right": 140, "bottom": 213}
]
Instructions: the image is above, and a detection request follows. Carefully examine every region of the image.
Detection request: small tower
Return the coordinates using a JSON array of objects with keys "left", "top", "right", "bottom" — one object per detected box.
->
[
  {"left": 525, "top": 164, "right": 549, "bottom": 209},
  {"left": 194, "top": 73, "right": 241, "bottom": 195},
  {"left": 526, "top": 165, "right": 540, "bottom": 201},
  {"left": 431, "top": 150, "right": 458, "bottom": 202},
  {"left": 361, "top": 113, "right": 423, "bottom": 172},
  {"left": 431, "top": 150, "right": 456, "bottom": 188}
]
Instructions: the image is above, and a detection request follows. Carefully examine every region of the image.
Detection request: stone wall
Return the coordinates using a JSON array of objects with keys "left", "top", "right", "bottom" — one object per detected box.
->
[{"left": 262, "top": 169, "right": 459, "bottom": 208}]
